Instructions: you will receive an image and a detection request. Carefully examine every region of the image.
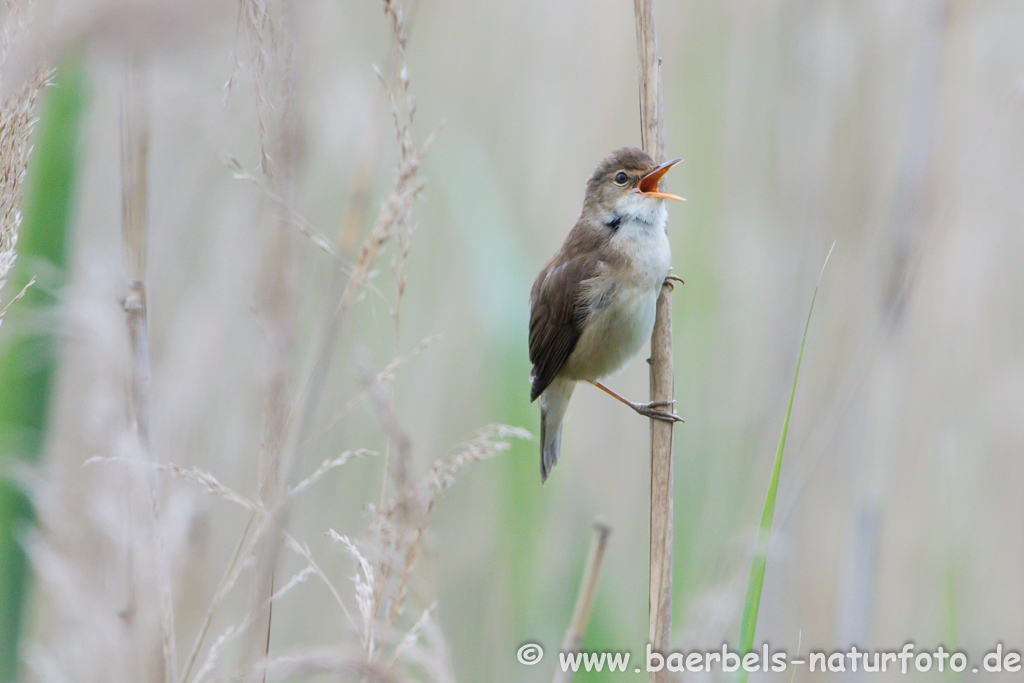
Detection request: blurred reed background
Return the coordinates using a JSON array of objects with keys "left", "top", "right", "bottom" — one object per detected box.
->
[{"left": 1, "top": 0, "right": 1023, "bottom": 681}]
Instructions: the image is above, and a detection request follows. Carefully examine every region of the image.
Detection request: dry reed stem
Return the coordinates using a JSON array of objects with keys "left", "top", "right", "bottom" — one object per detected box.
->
[
  {"left": 120, "top": 56, "right": 179, "bottom": 683},
  {"left": 305, "top": 2, "right": 437, "bottom": 667},
  {"left": 177, "top": 485, "right": 349, "bottom": 682},
  {"left": 226, "top": 0, "right": 448, "bottom": 677},
  {"left": 241, "top": 0, "right": 299, "bottom": 677},
  {"left": 634, "top": 0, "right": 674, "bottom": 679},
  {"left": 552, "top": 521, "right": 612, "bottom": 683},
  {"left": 355, "top": 424, "right": 528, "bottom": 665},
  {"left": 375, "top": 0, "right": 420, "bottom": 507},
  {"left": 185, "top": 0, "right": 441, "bottom": 677},
  {"left": 647, "top": 285, "right": 674, "bottom": 671},
  {"left": 84, "top": 450, "right": 260, "bottom": 683},
  {"left": 121, "top": 63, "right": 152, "bottom": 457},
  {"left": 7, "top": 0, "right": 473, "bottom": 680},
  {"left": 290, "top": 0, "right": 438, "bottom": 495},
  {"left": 96, "top": 452, "right": 362, "bottom": 683}
]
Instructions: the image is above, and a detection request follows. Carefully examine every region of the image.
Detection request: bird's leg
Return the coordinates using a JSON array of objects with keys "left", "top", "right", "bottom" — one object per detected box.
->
[{"left": 586, "top": 380, "right": 684, "bottom": 424}]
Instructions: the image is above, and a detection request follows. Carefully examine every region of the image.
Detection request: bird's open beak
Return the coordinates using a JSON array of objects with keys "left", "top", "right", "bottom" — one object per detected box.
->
[{"left": 638, "top": 158, "right": 685, "bottom": 201}]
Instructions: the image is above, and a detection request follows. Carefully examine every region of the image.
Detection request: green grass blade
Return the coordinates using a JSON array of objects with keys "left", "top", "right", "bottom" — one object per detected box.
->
[
  {"left": 736, "top": 244, "right": 834, "bottom": 682},
  {"left": 0, "top": 60, "right": 85, "bottom": 681}
]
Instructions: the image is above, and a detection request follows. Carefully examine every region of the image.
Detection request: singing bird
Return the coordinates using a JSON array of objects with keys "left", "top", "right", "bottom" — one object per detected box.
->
[{"left": 528, "top": 147, "right": 684, "bottom": 482}]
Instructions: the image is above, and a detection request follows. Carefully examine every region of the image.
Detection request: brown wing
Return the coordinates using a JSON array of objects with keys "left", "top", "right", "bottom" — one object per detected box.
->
[{"left": 529, "top": 255, "right": 600, "bottom": 401}]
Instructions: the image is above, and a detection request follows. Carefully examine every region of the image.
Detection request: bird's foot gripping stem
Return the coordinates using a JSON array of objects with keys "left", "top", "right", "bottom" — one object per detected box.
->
[
  {"left": 588, "top": 381, "right": 684, "bottom": 424},
  {"left": 633, "top": 399, "right": 684, "bottom": 424},
  {"left": 663, "top": 274, "right": 684, "bottom": 290}
]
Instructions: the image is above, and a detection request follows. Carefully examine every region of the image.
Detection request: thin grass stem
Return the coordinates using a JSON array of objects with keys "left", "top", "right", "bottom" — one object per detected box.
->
[{"left": 736, "top": 243, "right": 833, "bottom": 683}]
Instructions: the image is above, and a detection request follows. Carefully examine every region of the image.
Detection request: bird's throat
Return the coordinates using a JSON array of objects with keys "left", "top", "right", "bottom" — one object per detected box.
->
[{"left": 612, "top": 193, "right": 668, "bottom": 233}]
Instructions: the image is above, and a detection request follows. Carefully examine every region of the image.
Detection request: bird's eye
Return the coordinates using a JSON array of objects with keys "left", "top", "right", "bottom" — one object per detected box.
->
[{"left": 614, "top": 171, "right": 629, "bottom": 186}]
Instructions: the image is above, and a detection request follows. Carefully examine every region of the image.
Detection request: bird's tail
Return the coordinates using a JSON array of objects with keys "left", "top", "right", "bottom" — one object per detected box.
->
[{"left": 539, "top": 378, "right": 575, "bottom": 483}]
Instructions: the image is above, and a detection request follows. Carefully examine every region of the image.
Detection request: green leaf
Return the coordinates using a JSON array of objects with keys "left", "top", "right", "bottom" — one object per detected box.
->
[
  {"left": 0, "top": 59, "right": 85, "bottom": 681},
  {"left": 736, "top": 243, "right": 833, "bottom": 683}
]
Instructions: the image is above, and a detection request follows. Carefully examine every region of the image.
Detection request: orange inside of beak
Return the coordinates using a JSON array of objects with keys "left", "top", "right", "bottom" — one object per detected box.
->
[{"left": 638, "top": 158, "right": 685, "bottom": 201}]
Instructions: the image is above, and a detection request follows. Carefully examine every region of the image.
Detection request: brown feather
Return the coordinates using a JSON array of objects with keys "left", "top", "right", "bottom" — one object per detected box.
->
[{"left": 528, "top": 253, "right": 598, "bottom": 401}]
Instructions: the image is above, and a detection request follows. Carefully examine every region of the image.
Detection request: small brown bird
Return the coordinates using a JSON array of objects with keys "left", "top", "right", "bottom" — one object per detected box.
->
[{"left": 529, "top": 147, "right": 684, "bottom": 482}]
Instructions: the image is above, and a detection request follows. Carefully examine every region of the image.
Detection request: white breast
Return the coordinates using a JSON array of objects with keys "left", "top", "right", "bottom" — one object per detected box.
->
[{"left": 563, "top": 199, "right": 672, "bottom": 381}]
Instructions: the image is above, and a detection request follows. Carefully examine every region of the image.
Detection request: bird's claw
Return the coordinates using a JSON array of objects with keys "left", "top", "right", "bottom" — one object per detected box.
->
[
  {"left": 663, "top": 274, "right": 685, "bottom": 291},
  {"left": 633, "top": 400, "right": 685, "bottom": 423}
]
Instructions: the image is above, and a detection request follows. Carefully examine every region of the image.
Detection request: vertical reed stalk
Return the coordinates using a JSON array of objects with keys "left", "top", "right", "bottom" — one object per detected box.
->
[
  {"left": 121, "top": 57, "right": 177, "bottom": 683},
  {"left": 241, "top": 1, "right": 299, "bottom": 679},
  {"left": 634, "top": 1, "right": 674, "bottom": 679}
]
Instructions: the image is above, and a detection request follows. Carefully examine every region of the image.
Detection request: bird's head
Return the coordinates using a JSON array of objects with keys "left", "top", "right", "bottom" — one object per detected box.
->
[{"left": 583, "top": 147, "right": 684, "bottom": 226}]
